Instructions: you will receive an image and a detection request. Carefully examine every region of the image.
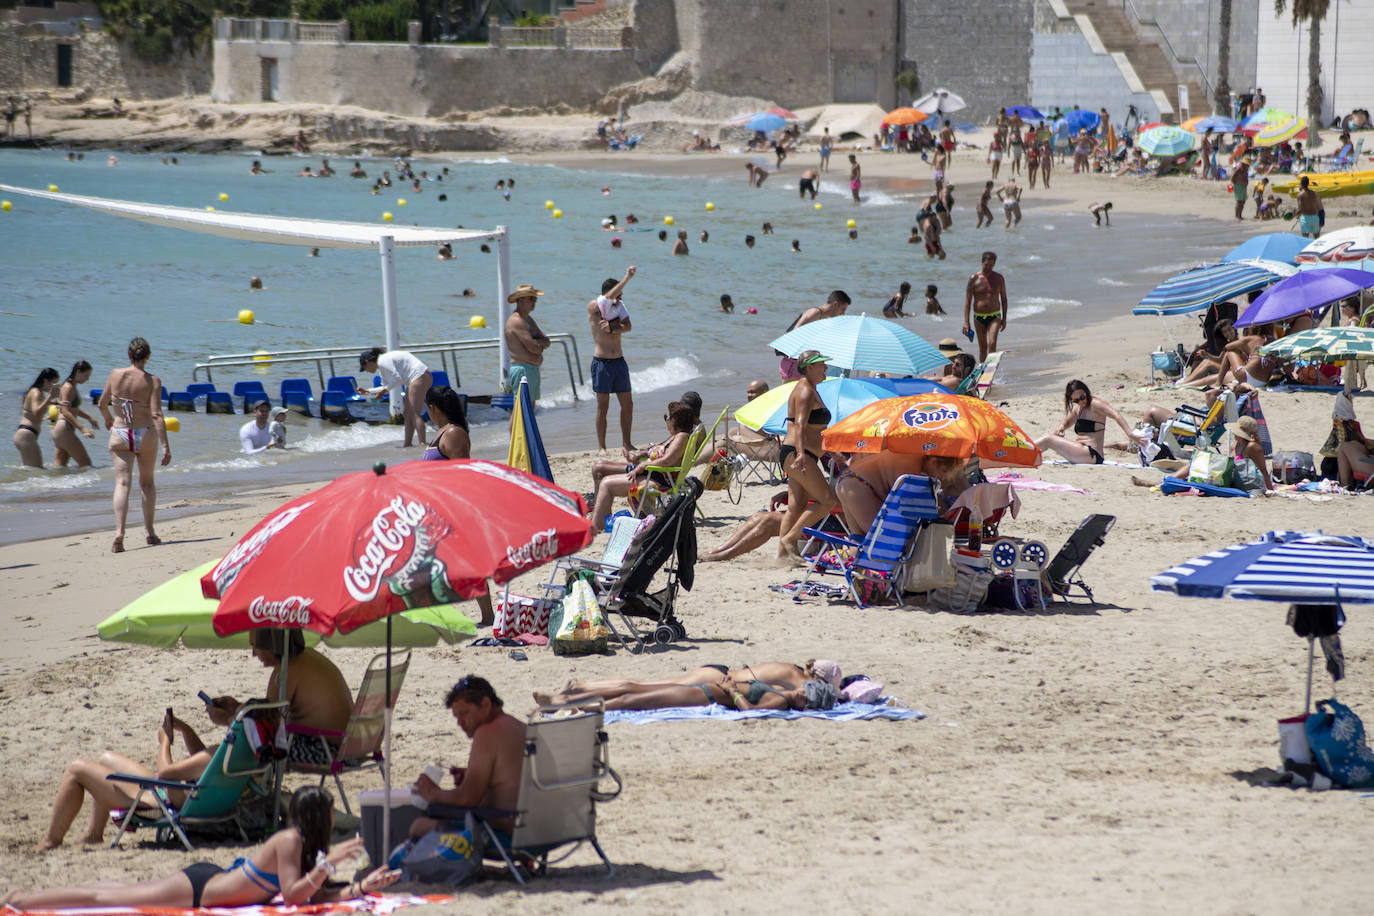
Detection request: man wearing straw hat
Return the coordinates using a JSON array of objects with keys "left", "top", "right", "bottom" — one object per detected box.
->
[{"left": 504, "top": 283, "right": 551, "bottom": 400}]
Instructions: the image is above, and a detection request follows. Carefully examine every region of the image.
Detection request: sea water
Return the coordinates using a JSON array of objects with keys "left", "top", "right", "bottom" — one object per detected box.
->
[{"left": 0, "top": 148, "right": 1236, "bottom": 543}]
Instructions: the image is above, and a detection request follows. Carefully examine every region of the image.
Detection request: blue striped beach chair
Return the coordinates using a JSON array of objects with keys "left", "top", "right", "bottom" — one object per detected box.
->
[{"left": 795, "top": 474, "right": 941, "bottom": 607}]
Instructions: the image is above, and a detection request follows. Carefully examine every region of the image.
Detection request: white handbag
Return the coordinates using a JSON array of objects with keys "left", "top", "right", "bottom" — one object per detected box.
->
[{"left": 904, "top": 520, "right": 957, "bottom": 592}]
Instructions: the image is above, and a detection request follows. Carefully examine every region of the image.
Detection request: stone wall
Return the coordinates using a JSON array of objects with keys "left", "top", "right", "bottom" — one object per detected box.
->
[
  {"left": 900, "top": 0, "right": 1035, "bottom": 124},
  {"left": 1031, "top": 30, "right": 1160, "bottom": 123},
  {"left": 1129, "top": 0, "right": 1259, "bottom": 106},
  {"left": 0, "top": 23, "right": 210, "bottom": 97}
]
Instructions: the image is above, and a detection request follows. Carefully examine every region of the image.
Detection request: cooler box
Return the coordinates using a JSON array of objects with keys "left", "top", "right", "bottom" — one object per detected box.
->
[{"left": 359, "top": 788, "right": 426, "bottom": 865}]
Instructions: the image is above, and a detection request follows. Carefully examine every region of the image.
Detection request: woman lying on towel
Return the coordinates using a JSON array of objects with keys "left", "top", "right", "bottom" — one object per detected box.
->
[
  {"left": 535, "top": 659, "right": 843, "bottom": 711},
  {"left": 8, "top": 788, "right": 398, "bottom": 911}
]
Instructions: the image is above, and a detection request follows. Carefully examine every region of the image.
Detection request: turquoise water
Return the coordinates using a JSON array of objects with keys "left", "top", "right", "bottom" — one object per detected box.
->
[{"left": 0, "top": 148, "right": 1237, "bottom": 542}]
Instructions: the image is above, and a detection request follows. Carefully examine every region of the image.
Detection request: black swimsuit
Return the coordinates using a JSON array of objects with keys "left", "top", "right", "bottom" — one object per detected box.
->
[
  {"left": 1073, "top": 415, "right": 1105, "bottom": 464},
  {"left": 182, "top": 862, "right": 223, "bottom": 908}
]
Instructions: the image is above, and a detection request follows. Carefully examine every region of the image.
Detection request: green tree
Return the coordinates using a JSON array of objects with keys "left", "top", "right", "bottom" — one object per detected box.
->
[{"left": 1273, "top": 0, "right": 1330, "bottom": 148}]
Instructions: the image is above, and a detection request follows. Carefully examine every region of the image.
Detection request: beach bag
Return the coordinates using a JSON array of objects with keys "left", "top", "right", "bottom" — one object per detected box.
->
[
  {"left": 701, "top": 449, "right": 735, "bottom": 491},
  {"left": 1150, "top": 349, "right": 1180, "bottom": 376},
  {"left": 904, "top": 520, "right": 957, "bottom": 592},
  {"left": 1233, "top": 458, "right": 1266, "bottom": 493},
  {"left": 389, "top": 813, "right": 485, "bottom": 887},
  {"left": 1272, "top": 450, "right": 1317, "bottom": 484},
  {"left": 1305, "top": 699, "right": 1374, "bottom": 788},
  {"left": 552, "top": 572, "right": 609, "bottom": 656},
  {"left": 493, "top": 593, "right": 552, "bottom": 638},
  {"left": 926, "top": 553, "right": 993, "bottom": 613},
  {"left": 1187, "top": 449, "right": 1232, "bottom": 487}
]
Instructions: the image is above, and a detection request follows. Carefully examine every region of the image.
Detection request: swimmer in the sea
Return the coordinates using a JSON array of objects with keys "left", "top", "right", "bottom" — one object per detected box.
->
[{"left": 249, "top": 276, "right": 263, "bottom": 291}]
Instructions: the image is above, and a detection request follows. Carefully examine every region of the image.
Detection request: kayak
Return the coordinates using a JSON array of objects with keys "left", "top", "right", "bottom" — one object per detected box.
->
[{"left": 1272, "top": 170, "right": 1374, "bottom": 198}]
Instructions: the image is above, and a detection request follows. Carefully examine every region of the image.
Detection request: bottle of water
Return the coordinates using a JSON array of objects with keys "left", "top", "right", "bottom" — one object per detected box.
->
[{"left": 967, "top": 505, "right": 983, "bottom": 553}]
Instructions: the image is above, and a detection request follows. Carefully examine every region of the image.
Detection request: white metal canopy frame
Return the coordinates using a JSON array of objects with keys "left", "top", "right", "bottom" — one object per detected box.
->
[{"left": 0, "top": 183, "right": 517, "bottom": 386}]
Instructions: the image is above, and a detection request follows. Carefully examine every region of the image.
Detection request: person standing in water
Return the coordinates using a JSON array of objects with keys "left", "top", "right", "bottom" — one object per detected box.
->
[
  {"left": 962, "top": 252, "right": 1008, "bottom": 362},
  {"left": 98, "top": 337, "right": 170, "bottom": 553},
  {"left": 51, "top": 360, "right": 97, "bottom": 467},
  {"left": 13, "top": 367, "right": 58, "bottom": 468}
]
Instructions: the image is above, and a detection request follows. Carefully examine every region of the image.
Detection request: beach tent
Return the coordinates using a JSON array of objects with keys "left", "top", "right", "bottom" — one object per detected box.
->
[
  {"left": 799, "top": 103, "right": 888, "bottom": 142},
  {"left": 0, "top": 183, "right": 515, "bottom": 390}
]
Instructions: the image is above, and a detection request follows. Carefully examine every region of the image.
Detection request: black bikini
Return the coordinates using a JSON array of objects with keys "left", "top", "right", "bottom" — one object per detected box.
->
[
  {"left": 778, "top": 444, "right": 821, "bottom": 468},
  {"left": 1073, "top": 415, "right": 1105, "bottom": 464},
  {"left": 16, "top": 423, "right": 37, "bottom": 435},
  {"left": 182, "top": 862, "right": 223, "bottom": 908}
]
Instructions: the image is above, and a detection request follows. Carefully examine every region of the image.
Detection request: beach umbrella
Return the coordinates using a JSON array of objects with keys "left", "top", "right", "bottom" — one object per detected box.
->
[
  {"left": 98, "top": 561, "right": 478, "bottom": 649},
  {"left": 1239, "top": 107, "right": 1295, "bottom": 132},
  {"left": 1258, "top": 326, "right": 1374, "bottom": 363},
  {"left": 767, "top": 106, "right": 798, "bottom": 120},
  {"left": 1296, "top": 227, "right": 1374, "bottom": 266},
  {"left": 1138, "top": 125, "right": 1196, "bottom": 158},
  {"left": 1151, "top": 530, "right": 1374, "bottom": 710},
  {"left": 1254, "top": 115, "right": 1307, "bottom": 147},
  {"left": 1237, "top": 269, "right": 1374, "bottom": 328},
  {"left": 769, "top": 314, "right": 949, "bottom": 376},
  {"left": 1190, "top": 114, "right": 1239, "bottom": 133},
  {"left": 1006, "top": 105, "right": 1044, "bottom": 121},
  {"left": 728, "top": 112, "right": 786, "bottom": 132},
  {"left": 1135, "top": 121, "right": 1166, "bottom": 134},
  {"left": 882, "top": 106, "right": 928, "bottom": 127},
  {"left": 734, "top": 377, "right": 952, "bottom": 436},
  {"left": 822, "top": 394, "right": 1042, "bottom": 468},
  {"left": 1221, "top": 232, "right": 1310, "bottom": 265},
  {"left": 1057, "top": 109, "right": 1100, "bottom": 134},
  {"left": 912, "top": 88, "right": 967, "bottom": 116},
  {"left": 507, "top": 376, "right": 552, "bottom": 482},
  {"left": 1132, "top": 262, "right": 1289, "bottom": 316}
]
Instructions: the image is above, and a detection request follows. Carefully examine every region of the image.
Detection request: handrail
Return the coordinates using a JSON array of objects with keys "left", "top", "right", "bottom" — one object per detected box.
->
[
  {"left": 1120, "top": 0, "right": 1214, "bottom": 101},
  {"left": 191, "top": 334, "right": 583, "bottom": 400}
]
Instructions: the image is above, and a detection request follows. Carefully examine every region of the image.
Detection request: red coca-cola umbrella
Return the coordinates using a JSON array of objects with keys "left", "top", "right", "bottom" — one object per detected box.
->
[
  {"left": 203, "top": 459, "right": 591, "bottom": 635},
  {"left": 201, "top": 459, "right": 590, "bottom": 835}
]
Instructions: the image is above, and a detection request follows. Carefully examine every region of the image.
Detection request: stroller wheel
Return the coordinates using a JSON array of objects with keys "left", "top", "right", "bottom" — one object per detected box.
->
[
  {"left": 668, "top": 618, "right": 688, "bottom": 640},
  {"left": 653, "top": 624, "right": 676, "bottom": 645}
]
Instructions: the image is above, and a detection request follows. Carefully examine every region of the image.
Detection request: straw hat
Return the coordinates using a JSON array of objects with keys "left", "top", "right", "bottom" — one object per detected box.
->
[
  {"left": 937, "top": 338, "right": 962, "bottom": 354},
  {"left": 506, "top": 284, "right": 543, "bottom": 303},
  {"left": 1228, "top": 416, "right": 1259, "bottom": 441}
]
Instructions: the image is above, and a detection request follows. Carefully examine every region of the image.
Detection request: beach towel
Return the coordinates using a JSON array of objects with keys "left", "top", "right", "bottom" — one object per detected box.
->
[
  {"left": 1159, "top": 476, "right": 1251, "bottom": 498},
  {"left": 1238, "top": 393, "right": 1273, "bottom": 458},
  {"left": 983, "top": 472, "right": 1089, "bottom": 495},
  {"left": 1, "top": 892, "right": 453, "bottom": 916},
  {"left": 603, "top": 700, "right": 924, "bottom": 725}
]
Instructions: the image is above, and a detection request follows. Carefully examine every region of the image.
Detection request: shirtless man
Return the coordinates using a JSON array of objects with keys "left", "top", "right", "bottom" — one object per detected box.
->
[
  {"left": 962, "top": 251, "right": 1008, "bottom": 362},
  {"left": 777, "top": 290, "right": 850, "bottom": 379},
  {"left": 1296, "top": 176, "right": 1322, "bottom": 238},
  {"left": 671, "top": 229, "right": 689, "bottom": 255},
  {"left": 798, "top": 168, "right": 820, "bottom": 200},
  {"left": 410, "top": 677, "right": 526, "bottom": 839},
  {"left": 931, "top": 144, "right": 949, "bottom": 192},
  {"left": 976, "top": 181, "right": 995, "bottom": 228},
  {"left": 938, "top": 120, "right": 955, "bottom": 154},
  {"left": 996, "top": 178, "right": 1022, "bottom": 228},
  {"left": 848, "top": 154, "right": 861, "bottom": 202},
  {"left": 504, "top": 283, "right": 551, "bottom": 400},
  {"left": 745, "top": 161, "right": 768, "bottom": 187},
  {"left": 1232, "top": 158, "right": 1250, "bottom": 221},
  {"left": 588, "top": 266, "right": 636, "bottom": 452}
]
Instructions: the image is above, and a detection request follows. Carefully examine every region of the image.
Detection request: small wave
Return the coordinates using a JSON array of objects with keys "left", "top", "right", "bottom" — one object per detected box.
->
[
  {"left": 168, "top": 456, "right": 275, "bottom": 473},
  {"left": 0, "top": 468, "right": 102, "bottom": 495},
  {"left": 538, "top": 355, "right": 701, "bottom": 408},
  {"left": 1010, "top": 296, "right": 1079, "bottom": 320},
  {"left": 452, "top": 157, "right": 512, "bottom": 165},
  {"left": 294, "top": 423, "right": 407, "bottom": 453},
  {"left": 1135, "top": 260, "right": 1206, "bottom": 275},
  {"left": 1041, "top": 224, "right": 1055, "bottom": 231},
  {"left": 1096, "top": 277, "right": 1129, "bottom": 287},
  {"left": 1008, "top": 303, "right": 1047, "bottom": 320},
  {"left": 1022, "top": 254, "right": 1044, "bottom": 262}
]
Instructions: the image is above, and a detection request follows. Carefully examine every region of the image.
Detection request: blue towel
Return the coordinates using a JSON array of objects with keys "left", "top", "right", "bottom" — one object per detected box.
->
[
  {"left": 1159, "top": 476, "right": 1252, "bottom": 498},
  {"left": 603, "top": 700, "right": 924, "bottom": 725}
]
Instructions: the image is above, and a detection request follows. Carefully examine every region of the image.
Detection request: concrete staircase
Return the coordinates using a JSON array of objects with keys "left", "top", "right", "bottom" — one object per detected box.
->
[{"left": 1063, "top": 0, "right": 1207, "bottom": 120}]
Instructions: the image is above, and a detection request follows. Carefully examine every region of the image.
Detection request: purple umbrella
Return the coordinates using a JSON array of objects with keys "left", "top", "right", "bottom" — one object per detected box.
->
[{"left": 1236, "top": 268, "right": 1374, "bottom": 328}]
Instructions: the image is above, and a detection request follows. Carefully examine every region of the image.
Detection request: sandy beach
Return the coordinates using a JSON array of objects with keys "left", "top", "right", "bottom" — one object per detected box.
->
[{"left": 4, "top": 114, "right": 1374, "bottom": 913}]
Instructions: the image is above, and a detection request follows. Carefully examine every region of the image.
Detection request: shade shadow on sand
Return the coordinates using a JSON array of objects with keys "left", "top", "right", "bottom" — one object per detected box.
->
[{"left": 453, "top": 863, "right": 720, "bottom": 897}]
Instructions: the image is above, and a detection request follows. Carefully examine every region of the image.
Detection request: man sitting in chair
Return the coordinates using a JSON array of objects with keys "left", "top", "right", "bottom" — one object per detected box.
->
[{"left": 410, "top": 676, "right": 527, "bottom": 838}]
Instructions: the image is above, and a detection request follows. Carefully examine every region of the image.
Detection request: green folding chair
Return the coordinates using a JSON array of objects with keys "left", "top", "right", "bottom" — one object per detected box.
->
[
  {"left": 638, "top": 406, "right": 728, "bottom": 519},
  {"left": 107, "top": 701, "right": 285, "bottom": 851}
]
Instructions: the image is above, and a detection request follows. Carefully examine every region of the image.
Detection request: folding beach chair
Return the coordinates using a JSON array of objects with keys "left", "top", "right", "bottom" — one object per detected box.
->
[
  {"left": 723, "top": 417, "right": 782, "bottom": 485},
  {"left": 636, "top": 406, "right": 726, "bottom": 520},
  {"left": 427, "top": 702, "right": 622, "bottom": 885},
  {"left": 1045, "top": 514, "right": 1116, "bottom": 603},
  {"left": 1156, "top": 390, "right": 1237, "bottom": 458},
  {"left": 794, "top": 474, "right": 941, "bottom": 607},
  {"left": 286, "top": 650, "right": 410, "bottom": 816},
  {"left": 106, "top": 701, "right": 286, "bottom": 851}
]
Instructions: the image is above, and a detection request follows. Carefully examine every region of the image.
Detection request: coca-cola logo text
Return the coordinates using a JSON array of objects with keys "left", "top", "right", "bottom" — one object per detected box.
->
[
  {"left": 506, "top": 528, "right": 559, "bottom": 569},
  {"left": 342, "top": 496, "right": 428, "bottom": 602},
  {"left": 212, "top": 502, "right": 314, "bottom": 594},
  {"left": 248, "top": 595, "right": 314, "bottom": 626}
]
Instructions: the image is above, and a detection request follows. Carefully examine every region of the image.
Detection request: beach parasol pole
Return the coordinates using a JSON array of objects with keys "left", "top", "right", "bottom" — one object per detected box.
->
[{"left": 382, "top": 614, "right": 392, "bottom": 860}]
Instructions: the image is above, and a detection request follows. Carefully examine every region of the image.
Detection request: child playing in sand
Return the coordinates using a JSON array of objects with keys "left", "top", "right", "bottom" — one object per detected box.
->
[{"left": 1090, "top": 201, "right": 1112, "bottom": 226}]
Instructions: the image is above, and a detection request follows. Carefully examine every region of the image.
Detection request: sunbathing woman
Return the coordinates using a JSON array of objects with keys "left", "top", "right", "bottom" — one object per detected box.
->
[
  {"left": 1034, "top": 379, "right": 1143, "bottom": 464},
  {"left": 538, "top": 659, "right": 843, "bottom": 709},
  {"left": 590, "top": 401, "right": 693, "bottom": 530},
  {"left": 536, "top": 668, "right": 841, "bottom": 712},
  {"left": 14, "top": 787, "right": 398, "bottom": 909}
]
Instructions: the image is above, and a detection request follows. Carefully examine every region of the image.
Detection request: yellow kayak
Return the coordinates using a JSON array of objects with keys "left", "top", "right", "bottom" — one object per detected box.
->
[{"left": 1272, "top": 170, "right": 1374, "bottom": 198}]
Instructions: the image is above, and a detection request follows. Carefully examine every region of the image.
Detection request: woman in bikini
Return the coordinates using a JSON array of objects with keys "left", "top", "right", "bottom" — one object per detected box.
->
[
  {"left": 15, "top": 787, "right": 397, "bottom": 909},
  {"left": 51, "top": 359, "right": 97, "bottom": 468},
  {"left": 776, "top": 350, "right": 837, "bottom": 561},
  {"left": 98, "top": 337, "right": 171, "bottom": 553},
  {"left": 590, "top": 400, "right": 694, "bottom": 531},
  {"left": 1034, "top": 379, "right": 1142, "bottom": 464},
  {"left": 13, "top": 367, "right": 58, "bottom": 468},
  {"left": 534, "top": 659, "right": 844, "bottom": 711}
]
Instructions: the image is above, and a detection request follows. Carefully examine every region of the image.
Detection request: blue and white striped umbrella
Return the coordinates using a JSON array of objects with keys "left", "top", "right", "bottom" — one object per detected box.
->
[
  {"left": 1151, "top": 531, "right": 1374, "bottom": 603},
  {"left": 769, "top": 314, "right": 950, "bottom": 375},
  {"left": 1132, "top": 261, "right": 1288, "bottom": 316}
]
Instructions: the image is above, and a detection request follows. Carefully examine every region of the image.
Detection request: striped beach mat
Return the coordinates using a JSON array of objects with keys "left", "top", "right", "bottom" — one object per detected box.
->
[{"left": 1, "top": 892, "right": 454, "bottom": 916}]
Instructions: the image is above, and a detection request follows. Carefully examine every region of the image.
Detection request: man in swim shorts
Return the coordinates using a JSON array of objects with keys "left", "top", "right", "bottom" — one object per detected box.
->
[
  {"left": 962, "top": 251, "right": 1008, "bottom": 362},
  {"left": 504, "top": 283, "right": 551, "bottom": 399},
  {"left": 589, "top": 266, "right": 636, "bottom": 451},
  {"left": 799, "top": 168, "right": 820, "bottom": 199},
  {"left": 1232, "top": 158, "right": 1250, "bottom": 220},
  {"left": 1296, "top": 176, "right": 1322, "bottom": 237},
  {"left": 848, "top": 154, "right": 861, "bottom": 202}
]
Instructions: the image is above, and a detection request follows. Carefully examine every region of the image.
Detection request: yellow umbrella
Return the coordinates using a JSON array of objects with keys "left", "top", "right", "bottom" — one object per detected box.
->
[
  {"left": 1180, "top": 115, "right": 1207, "bottom": 133},
  {"left": 1254, "top": 115, "right": 1307, "bottom": 147}
]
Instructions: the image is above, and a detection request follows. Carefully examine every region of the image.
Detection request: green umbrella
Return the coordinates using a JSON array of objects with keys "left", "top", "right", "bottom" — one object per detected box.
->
[
  {"left": 1258, "top": 326, "right": 1374, "bottom": 362},
  {"left": 98, "top": 560, "right": 477, "bottom": 649}
]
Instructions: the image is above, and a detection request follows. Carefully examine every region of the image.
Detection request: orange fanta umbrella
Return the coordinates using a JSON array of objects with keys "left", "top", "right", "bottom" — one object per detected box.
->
[
  {"left": 883, "top": 106, "right": 929, "bottom": 127},
  {"left": 822, "top": 394, "right": 1042, "bottom": 467}
]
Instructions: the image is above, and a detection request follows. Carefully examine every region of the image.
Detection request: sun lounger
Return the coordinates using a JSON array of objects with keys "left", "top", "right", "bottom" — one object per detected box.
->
[{"left": 1045, "top": 514, "right": 1116, "bottom": 603}]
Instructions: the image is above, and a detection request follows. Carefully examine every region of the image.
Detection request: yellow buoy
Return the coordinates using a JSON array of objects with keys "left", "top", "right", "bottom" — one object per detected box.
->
[
  {"left": 705, "top": 202, "right": 715, "bottom": 211},
  {"left": 846, "top": 218, "right": 856, "bottom": 229},
  {"left": 48, "top": 404, "right": 60, "bottom": 421},
  {"left": 206, "top": 206, "right": 216, "bottom": 211},
  {"left": 545, "top": 200, "right": 555, "bottom": 210},
  {"left": 552, "top": 209, "right": 563, "bottom": 219},
  {"left": 664, "top": 215, "right": 674, "bottom": 226},
  {"left": 218, "top": 192, "right": 228, "bottom": 202},
  {"left": 48, "top": 184, "right": 58, "bottom": 192},
  {"left": 163, "top": 415, "right": 181, "bottom": 432},
  {"left": 382, "top": 212, "right": 394, "bottom": 222},
  {"left": 814, "top": 202, "right": 822, "bottom": 210},
  {"left": 1, "top": 200, "right": 11, "bottom": 212},
  {"left": 252, "top": 350, "right": 272, "bottom": 375},
  {"left": 238, "top": 309, "right": 255, "bottom": 325},
  {"left": 469, "top": 315, "right": 487, "bottom": 329},
  {"left": 397, "top": 198, "right": 407, "bottom": 207}
]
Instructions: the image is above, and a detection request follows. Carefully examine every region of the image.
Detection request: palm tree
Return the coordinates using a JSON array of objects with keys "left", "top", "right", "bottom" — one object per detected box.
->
[
  {"left": 1273, "top": 0, "right": 1331, "bottom": 149},
  {"left": 1214, "top": 0, "right": 1232, "bottom": 116}
]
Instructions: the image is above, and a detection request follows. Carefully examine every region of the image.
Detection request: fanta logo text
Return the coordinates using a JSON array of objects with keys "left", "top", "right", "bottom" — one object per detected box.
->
[
  {"left": 507, "top": 528, "right": 559, "bottom": 569},
  {"left": 343, "top": 496, "right": 429, "bottom": 602},
  {"left": 902, "top": 404, "right": 961, "bottom": 431},
  {"left": 248, "top": 595, "right": 314, "bottom": 626}
]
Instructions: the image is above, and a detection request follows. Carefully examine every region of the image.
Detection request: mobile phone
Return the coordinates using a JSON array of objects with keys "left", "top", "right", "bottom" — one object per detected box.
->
[{"left": 198, "top": 690, "right": 213, "bottom": 705}]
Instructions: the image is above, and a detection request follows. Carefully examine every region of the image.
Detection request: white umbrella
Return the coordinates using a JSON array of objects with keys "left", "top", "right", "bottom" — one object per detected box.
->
[{"left": 913, "top": 88, "right": 968, "bottom": 116}]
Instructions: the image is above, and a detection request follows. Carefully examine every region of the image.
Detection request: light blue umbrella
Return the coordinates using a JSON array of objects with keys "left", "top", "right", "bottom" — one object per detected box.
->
[
  {"left": 735, "top": 112, "right": 785, "bottom": 132},
  {"left": 1132, "top": 262, "right": 1288, "bottom": 316},
  {"left": 769, "top": 314, "right": 950, "bottom": 376},
  {"left": 1222, "top": 233, "right": 1310, "bottom": 265},
  {"left": 1057, "top": 109, "right": 1100, "bottom": 135},
  {"left": 1006, "top": 105, "right": 1045, "bottom": 121},
  {"left": 1192, "top": 115, "right": 1238, "bottom": 133},
  {"left": 1138, "top": 125, "right": 1196, "bottom": 158}
]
